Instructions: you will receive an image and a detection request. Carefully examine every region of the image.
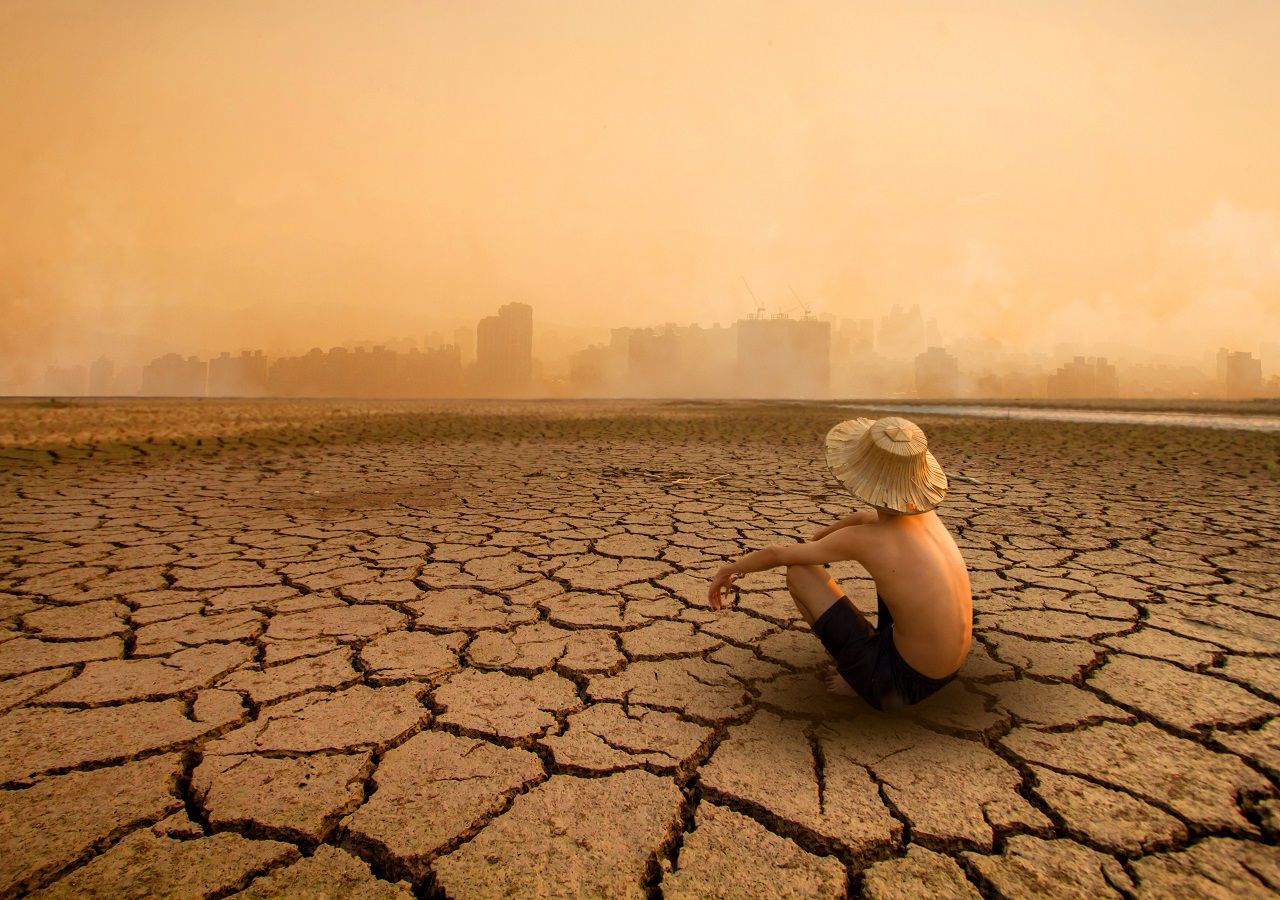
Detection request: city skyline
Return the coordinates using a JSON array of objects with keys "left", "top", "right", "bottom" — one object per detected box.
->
[{"left": 34, "top": 301, "right": 1278, "bottom": 402}]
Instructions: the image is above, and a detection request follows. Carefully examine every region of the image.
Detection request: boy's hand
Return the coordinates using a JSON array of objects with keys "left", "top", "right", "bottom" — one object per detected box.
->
[{"left": 707, "top": 567, "right": 737, "bottom": 610}]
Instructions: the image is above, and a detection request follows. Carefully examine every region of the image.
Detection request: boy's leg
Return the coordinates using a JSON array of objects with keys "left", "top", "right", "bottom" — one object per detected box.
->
[
  {"left": 786, "top": 565, "right": 885, "bottom": 703},
  {"left": 784, "top": 565, "right": 858, "bottom": 627}
]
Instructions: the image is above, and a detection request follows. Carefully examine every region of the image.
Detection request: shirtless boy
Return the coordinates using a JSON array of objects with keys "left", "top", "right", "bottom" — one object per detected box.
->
[{"left": 707, "top": 416, "right": 972, "bottom": 710}]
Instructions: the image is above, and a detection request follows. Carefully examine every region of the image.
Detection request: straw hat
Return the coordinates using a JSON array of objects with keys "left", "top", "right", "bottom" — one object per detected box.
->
[{"left": 825, "top": 416, "right": 948, "bottom": 513}]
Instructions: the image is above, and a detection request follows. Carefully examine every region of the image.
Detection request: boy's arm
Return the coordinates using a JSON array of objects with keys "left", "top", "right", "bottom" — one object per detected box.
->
[
  {"left": 811, "top": 509, "right": 877, "bottom": 540},
  {"left": 707, "top": 529, "right": 871, "bottom": 608}
]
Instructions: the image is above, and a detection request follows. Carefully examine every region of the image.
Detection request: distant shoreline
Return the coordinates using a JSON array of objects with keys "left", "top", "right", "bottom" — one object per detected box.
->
[
  {"left": 847, "top": 401, "right": 1280, "bottom": 432},
  {"left": 841, "top": 397, "right": 1280, "bottom": 417},
  {"left": 4, "top": 394, "right": 1280, "bottom": 418}
]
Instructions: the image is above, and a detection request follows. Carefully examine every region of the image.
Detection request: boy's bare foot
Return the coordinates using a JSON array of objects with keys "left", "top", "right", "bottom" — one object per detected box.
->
[{"left": 825, "top": 664, "right": 856, "bottom": 697}]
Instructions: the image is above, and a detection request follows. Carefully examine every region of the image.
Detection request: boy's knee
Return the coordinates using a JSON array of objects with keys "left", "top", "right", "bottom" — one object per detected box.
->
[{"left": 784, "top": 564, "right": 809, "bottom": 590}]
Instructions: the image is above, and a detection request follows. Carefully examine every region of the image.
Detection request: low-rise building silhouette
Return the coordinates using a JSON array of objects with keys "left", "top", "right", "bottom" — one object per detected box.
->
[
  {"left": 1120, "top": 362, "right": 1211, "bottom": 399},
  {"left": 1047, "top": 356, "right": 1118, "bottom": 399},
  {"left": 44, "top": 364, "right": 87, "bottom": 396},
  {"left": 265, "top": 343, "right": 463, "bottom": 397},
  {"left": 569, "top": 340, "right": 627, "bottom": 396},
  {"left": 972, "top": 367, "right": 1048, "bottom": 399}
]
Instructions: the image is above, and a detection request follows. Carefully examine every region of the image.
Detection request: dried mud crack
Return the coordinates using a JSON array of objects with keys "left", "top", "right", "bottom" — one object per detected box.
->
[{"left": 1, "top": 398, "right": 1278, "bottom": 898}]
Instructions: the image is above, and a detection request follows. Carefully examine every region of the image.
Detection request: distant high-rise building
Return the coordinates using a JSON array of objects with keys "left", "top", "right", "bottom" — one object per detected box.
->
[
  {"left": 833, "top": 319, "right": 874, "bottom": 356},
  {"left": 87, "top": 357, "right": 115, "bottom": 395},
  {"left": 400, "top": 344, "right": 463, "bottom": 396},
  {"left": 628, "top": 327, "right": 681, "bottom": 396},
  {"left": 914, "top": 347, "right": 960, "bottom": 398},
  {"left": 1216, "top": 348, "right": 1263, "bottom": 399},
  {"left": 208, "top": 350, "right": 270, "bottom": 396},
  {"left": 475, "top": 303, "right": 533, "bottom": 395},
  {"left": 877, "top": 304, "right": 927, "bottom": 359},
  {"left": 569, "top": 344, "right": 615, "bottom": 395},
  {"left": 625, "top": 323, "right": 735, "bottom": 397},
  {"left": 830, "top": 319, "right": 882, "bottom": 397},
  {"left": 736, "top": 315, "right": 831, "bottom": 398},
  {"left": 1047, "top": 356, "right": 1118, "bottom": 399},
  {"left": 140, "top": 354, "right": 207, "bottom": 396},
  {"left": 569, "top": 327, "right": 640, "bottom": 396}
]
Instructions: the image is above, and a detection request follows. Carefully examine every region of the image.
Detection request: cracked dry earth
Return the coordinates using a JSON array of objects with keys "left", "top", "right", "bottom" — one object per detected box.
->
[{"left": 1, "top": 399, "right": 1279, "bottom": 899}]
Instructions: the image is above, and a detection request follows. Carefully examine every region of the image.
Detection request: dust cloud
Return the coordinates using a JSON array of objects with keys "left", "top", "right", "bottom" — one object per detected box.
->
[{"left": 2, "top": 1, "right": 1279, "bottom": 393}]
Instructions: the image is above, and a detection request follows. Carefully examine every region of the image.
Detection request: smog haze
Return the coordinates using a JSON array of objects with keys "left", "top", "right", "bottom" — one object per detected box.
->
[{"left": 3, "top": 0, "right": 1280, "bottom": 392}]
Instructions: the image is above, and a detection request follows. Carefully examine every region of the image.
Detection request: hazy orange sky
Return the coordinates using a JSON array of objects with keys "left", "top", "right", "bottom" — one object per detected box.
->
[{"left": 3, "top": 0, "right": 1279, "bottom": 385}]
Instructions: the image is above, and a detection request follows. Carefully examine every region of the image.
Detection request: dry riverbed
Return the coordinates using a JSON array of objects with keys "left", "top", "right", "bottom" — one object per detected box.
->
[{"left": 1, "top": 399, "right": 1278, "bottom": 897}]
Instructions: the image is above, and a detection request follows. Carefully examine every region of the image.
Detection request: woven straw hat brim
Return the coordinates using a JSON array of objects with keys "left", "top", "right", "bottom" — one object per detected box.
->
[{"left": 825, "top": 417, "right": 948, "bottom": 513}]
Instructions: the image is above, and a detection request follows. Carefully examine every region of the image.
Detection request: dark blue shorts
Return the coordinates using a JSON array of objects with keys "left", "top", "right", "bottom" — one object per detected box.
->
[{"left": 811, "top": 593, "right": 957, "bottom": 711}]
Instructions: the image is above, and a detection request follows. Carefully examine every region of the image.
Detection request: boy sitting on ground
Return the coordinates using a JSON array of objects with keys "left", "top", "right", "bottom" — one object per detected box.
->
[{"left": 707, "top": 416, "right": 972, "bottom": 710}]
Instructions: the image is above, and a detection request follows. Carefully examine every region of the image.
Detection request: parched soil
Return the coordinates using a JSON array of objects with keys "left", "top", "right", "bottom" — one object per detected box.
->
[{"left": 1, "top": 399, "right": 1278, "bottom": 898}]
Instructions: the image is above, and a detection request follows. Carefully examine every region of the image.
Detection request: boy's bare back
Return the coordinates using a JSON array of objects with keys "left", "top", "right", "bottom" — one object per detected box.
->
[{"left": 821, "top": 509, "right": 972, "bottom": 679}]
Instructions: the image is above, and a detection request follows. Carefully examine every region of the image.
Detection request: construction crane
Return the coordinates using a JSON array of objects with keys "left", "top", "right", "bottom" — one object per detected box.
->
[
  {"left": 741, "top": 275, "right": 767, "bottom": 320},
  {"left": 741, "top": 280, "right": 817, "bottom": 321},
  {"left": 769, "top": 286, "right": 815, "bottom": 320},
  {"left": 788, "top": 285, "right": 815, "bottom": 319}
]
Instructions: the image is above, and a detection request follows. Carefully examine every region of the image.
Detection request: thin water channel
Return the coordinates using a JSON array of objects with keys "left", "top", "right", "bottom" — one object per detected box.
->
[{"left": 843, "top": 403, "right": 1280, "bottom": 433}]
